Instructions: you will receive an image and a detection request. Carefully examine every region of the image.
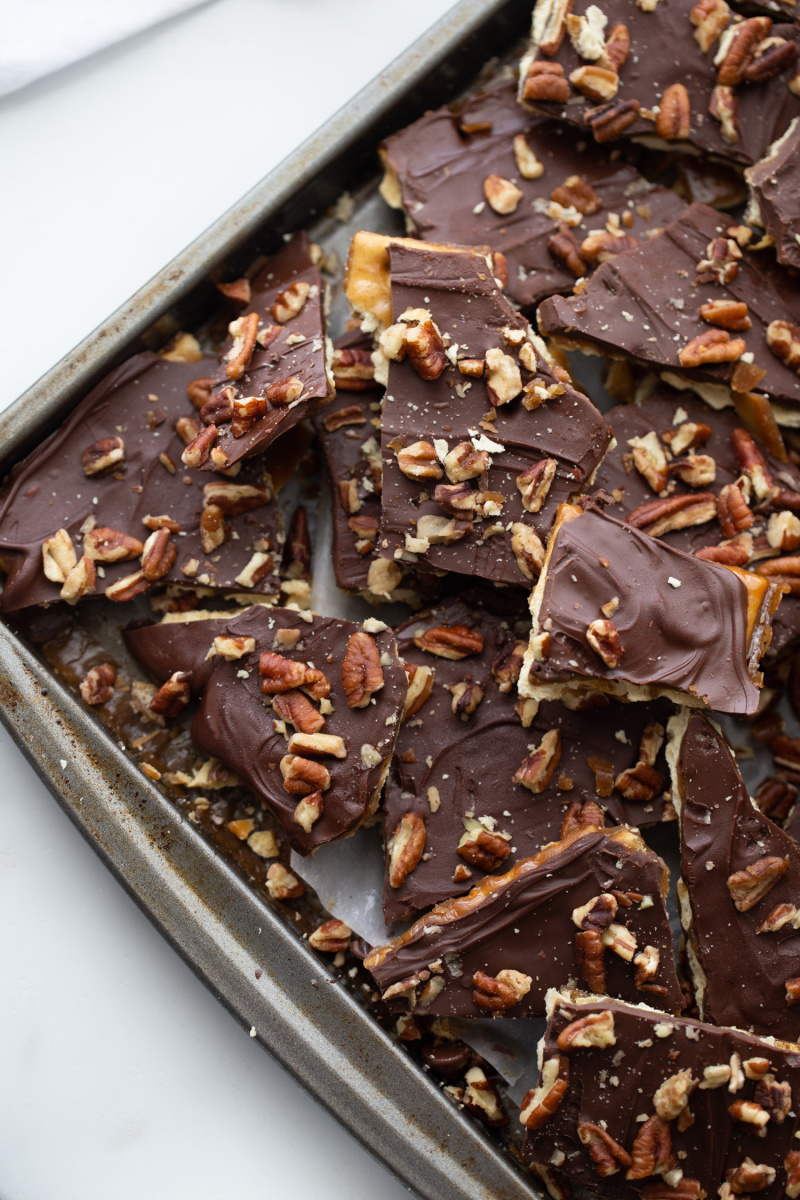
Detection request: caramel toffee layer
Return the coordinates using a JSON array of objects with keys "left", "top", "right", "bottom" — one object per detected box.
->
[
  {"left": 594, "top": 386, "right": 800, "bottom": 658},
  {"left": 198, "top": 233, "right": 331, "bottom": 471},
  {"left": 747, "top": 116, "right": 800, "bottom": 270},
  {"left": 0, "top": 352, "right": 282, "bottom": 613},
  {"left": 384, "top": 590, "right": 675, "bottom": 922},
  {"left": 123, "top": 606, "right": 407, "bottom": 854},
  {"left": 380, "top": 77, "right": 684, "bottom": 312},
  {"left": 519, "top": 0, "right": 800, "bottom": 166},
  {"left": 538, "top": 203, "right": 800, "bottom": 411},
  {"left": 673, "top": 710, "right": 800, "bottom": 1043},
  {"left": 522, "top": 991, "right": 800, "bottom": 1200},
  {"left": 520, "top": 503, "right": 781, "bottom": 716},
  {"left": 366, "top": 826, "right": 682, "bottom": 1018},
  {"left": 376, "top": 240, "right": 612, "bottom": 585}
]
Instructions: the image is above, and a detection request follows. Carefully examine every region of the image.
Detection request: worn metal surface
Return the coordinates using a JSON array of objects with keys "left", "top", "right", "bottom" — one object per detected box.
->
[{"left": 0, "top": 2, "right": 540, "bottom": 1196}]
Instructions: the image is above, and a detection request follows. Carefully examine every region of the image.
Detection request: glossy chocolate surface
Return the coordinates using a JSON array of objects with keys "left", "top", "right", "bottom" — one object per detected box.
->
[
  {"left": 747, "top": 117, "right": 800, "bottom": 270},
  {"left": 124, "top": 605, "right": 407, "bottom": 854},
  {"left": 0, "top": 353, "right": 282, "bottom": 612},
  {"left": 381, "top": 77, "right": 684, "bottom": 311}
]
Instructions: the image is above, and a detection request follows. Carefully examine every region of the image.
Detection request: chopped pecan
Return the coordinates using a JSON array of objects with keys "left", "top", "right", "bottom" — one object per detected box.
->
[
  {"left": 272, "top": 691, "right": 325, "bottom": 735},
  {"left": 634, "top": 944, "right": 661, "bottom": 989},
  {"left": 200, "top": 389, "right": 235, "bottom": 426},
  {"left": 514, "top": 729, "right": 562, "bottom": 793},
  {"left": 105, "top": 570, "right": 150, "bottom": 602},
  {"left": 266, "top": 376, "right": 303, "bottom": 407},
  {"left": 709, "top": 85, "right": 739, "bottom": 143},
  {"left": 331, "top": 349, "right": 374, "bottom": 394},
  {"left": 404, "top": 318, "right": 447, "bottom": 381},
  {"left": 199, "top": 504, "right": 226, "bottom": 555},
  {"left": 584, "top": 97, "right": 640, "bottom": 143},
  {"left": 79, "top": 663, "right": 117, "bottom": 706},
  {"left": 182, "top": 424, "right": 217, "bottom": 468},
  {"left": 576, "top": 929, "right": 606, "bottom": 993},
  {"left": 663, "top": 421, "right": 713, "bottom": 455},
  {"left": 557, "top": 1010, "right": 615, "bottom": 1051},
  {"left": 84, "top": 527, "right": 143, "bottom": 562},
  {"left": 458, "top": 823, "right": 511, "bottom": 872},
  {"left": 308, "top": 918, "right": 351, "bottom": 953},
  {"left": 293, "top": 791, "right": 323, "bottom": 832},
  {"left": 388, "top": 812, "right": 427, "bottom": 888},
  {"left": 472, "top": 969, "right": 532, "bottom": 1013},
  {"left": 323, "top": 403, "right": 367, "bottom": 432},
  {"left": 520, "top": 1056, "right": 569, "bottom": 1129},
  {"left": 531, "top": 0, "right": 573, "bottom": 56},
  {"left": 691, "top": 0, "right": 730, "bottom": 54},
  {"left": 82, "top": 435, "right": 125, "bottom": 476},
  {"left": 395, "top": 439, "right": 443, "bottom": 480},
  {"left": 573, "top": 893, "right": 618, "bottom": 931},
  {"left": 175, "top": 415, "right": 203, "bottom": 446},
  {"left": 786, "top": 1150, "right": 800, "bottom": 1199},
  {"left": 604, "top": 922, "right": 637, "bottom": 961},
  {"left": 450, "top": 677, "right": 485, "bottom": 719},
  {"left": 586, "top": 618, "right": 623, "bottom": 668},
  {"left": 787, "top": 977, "right": 800, "bottom": 1005},
  {"left": 669, "top": 454, "right": 716, "bottom": 487},
  {"left": 700, "top": 299, "right": 751, "bottom": 331},
  {"left": 260, "top": 653, "right": 330, "bottom": 701},
  {"left": 225, "top": 311, "right": 260, "bottom": 380},
  {"left": 42, "top": 528, "right": 77, "bottom": 582},
  {"left": 578, "top": 1122, "right": 632, "bottom": 1177},
  {"left": 149, "top": 671, "right": 191, "bottom": 718},
  {"left": 491, "top": 640, "right": 527, "bottom": 692},
  {"left": 727, "top": 1159, "right": 776, "bottom": 1194},
  {"left": 484, "top": 174, "right": 523, "bottom": 215},
  {"left": 548, "top": 224, "right": 586, "bottom": 276},
  {"left": 767, "top": 320, "right": 800, "bottom": 372},
  {"left": 728, "top": 1099, "right": 770, "bottom": 1127},
  {"left": 414, "top": 624, "right": 483, "bottom": 659},
  {"left": 280, "top": 755, "right": 330, "bottom": 796},
  {"left": 443, "top": 442, "right": 490, "bottom": 482},
  {"left": 754, "top": 555, "right": 800, "bottom": 594},
  {"left": 717, "top": 483, "right": 753, "bottom": 537},
  {"left": 570, "top": 64, "right": 619, "bottom": 102},
  {"left": 640, "top": 1180, "right": 704, "bottom": 1200},
  {"left": 717, "top": 17, "right": 772, "bottom": 85},
  {"left": 513, "top": 134, "right": 544, "bottom": 179},
  {"left": 141, "top": 528, "right": 177, "bottom": 581},
  {"left": 629, "top": 431, "right": 669, "bottom": 492},
  {"left": 656, "top": 83, "right": 691, "bottom": 140},
  {"left": 695, "top": 541, "right": 750, "bottom": 566},
  {"left": 522, "top": 59, "right": 571, "bottom": 103},
  {"left": 266, "top": 862, "right": 305, "bottom": 900},
  {"left": 768, "top": 511, "right": 800, "bottom": 552},
  {"left": 581, "top": 230, "right": 638, "bottom": 266},
  {"left": 517, "top": 458, "right": 557, "bottom": 512},
  {"left": 588, "top": 756, "right": 615, "bottom": 797},
  {"left": 341, "top": 630, "right": 384, "bottom": 708},
  {"left": 654, "top": 1068, "right": 697, "bottom": 1120},
  {"left": 754, "top": 778, "right": 797, "bottom": 823},
  {"left": 511, "top": 522, "right": 545, "bottom": 580},
  {"left": 600, "top": 22, "right": 630, "bottom": 69},
  {"left": 485, "top": 347, "right": 523, "bottom": 406},
  {"left": 434, "top": 481, "right": 477, "bottom": 518},
  {"left": 203, "top": 481, "right": 272, "bottom": 516},
  {"left": 627, "top": 1115, "right": 674, "bottom": 1180},
  {"left": 271, "top": 281, "right": 310, "bottom": 324},
  {"left": 187, "top": 376, "right": 214, "bottom": 409},
  {"left": 402, "top": 662, "right": 435, "bottom": 718},
  {"left": 551, "top": 175, "right": 603, "bottom": 216},
  {"left": 561, "top": 798, "right": 606, "bottom": 836},
  {"left": 731, "top": 428, "right": 776, "bottom": 501},
  {"left": 462, "top": 1066, "right": 508, "bottom": 1128},
  {"left": 615, "top": 760, "right": 663, "bottom": 802},
  {"left": 753, "top": 1075, "right": 791, "bottom": 1123},
  {"left": 727, "top": 854, "right": 789, "bottom": 910}
]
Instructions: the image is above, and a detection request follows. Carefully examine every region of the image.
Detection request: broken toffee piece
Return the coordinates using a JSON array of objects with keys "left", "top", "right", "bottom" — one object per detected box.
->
[
  {"left": 366, "top": 824, "right": 682, "bottom": 1018},
  {"left": 538, "top": 203, "right": 800, "bottom": 414},
  {"left": 193, "top": 233, "right": 332, "bottom": 472},
  {"left": 519, "top": 0, "right": 800, "bottom": 167},
  {"left": 384, "top": 590, "right": 675, "bottom": 922},
  {"left": 747, "top": 116, "right": 800, "bottom": 270},
  {"left": 522, "top": 989, "right": 800, "bottom": 1200},
  {"left": 123, "top": 605, "right": 407, "bottom": 854},
  {"left": 594, "top": 386, "right": 800, "bottom": 659},
  {"left": 0, "top": 351, "right": 283, "bottom": 612},
  {"left": 670, "top": 709, "right": 800, "bottom": 1043},
  {"left": 380, "top": 76, "right": 684, "bottom": 312},
  {"left": 345, "top": 233, "right": 612, "bottom": 587},
  {"left": 519, "top": 502, "right": 783, "bottom": 716}
]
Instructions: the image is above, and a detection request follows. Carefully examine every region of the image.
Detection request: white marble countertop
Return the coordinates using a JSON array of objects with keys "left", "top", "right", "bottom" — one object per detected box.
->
[{"left": 0, "top": 3, "right": 457, "bottom": 1195}]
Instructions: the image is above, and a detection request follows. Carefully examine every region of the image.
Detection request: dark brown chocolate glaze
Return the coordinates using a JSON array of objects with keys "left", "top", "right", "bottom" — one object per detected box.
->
[
  {"left": 384, "top": 590, "right": 675, "bottom": 922},
  {"left": 0, "top": 352, "right": 282, "bottom": 613},
  {"left": 520, "top": 0, "right": 800, "bottom": 166},
  {"left": 522, "top": 503, "right": 776, "bottom": 715},
  {"left": 523, "top": 992, "right": 800, "bottom": 1200},
  {"left": 594, "top": 385, "right": 800, "bottom": 658},
  {"left": 747, "top": 117, "right": 800, "bottom": 269},
  {"left": 366, "top": 826, "right": 682, "bottom": 1018},
  {"left": 675, "top": 709, "right": 800, "bottom": 1041},
  {"left": 201, "top": 233, "right": 331, "bottom": 470},
  {"left": 380, "top": 77, "right": 684, "bottom": 311},
  {"left": 313, "top": 331, "right": 384, "bottom": 594},
  {"left": 123, "top": 605, "right": 407, "bottom": 854},
  {"left": 379, "top": 241, "right": 612, "bottom": 585},
  {"left": 538, "top": 203, "right": 800, "bottom": 410}
]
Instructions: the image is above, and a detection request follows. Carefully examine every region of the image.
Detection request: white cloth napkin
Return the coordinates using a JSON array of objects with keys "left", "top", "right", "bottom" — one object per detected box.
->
[{"left": 0, "top": 0, "right": 215, "bottom": 98}]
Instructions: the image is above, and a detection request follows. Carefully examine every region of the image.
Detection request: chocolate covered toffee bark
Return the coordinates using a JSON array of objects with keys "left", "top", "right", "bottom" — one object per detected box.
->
[
  {"left": 746, "top": 117, "right": 800, "bottom": 270},
  {"left": 519, "top": 501, "right": 783, "bottom": 715},
  {"left": 0, "top": 351, "right": 283, "bottom": 612},
  {"left": 518, "top": 0, "right": 800, "bottom": 166},
  {"left": 384, "top": 590, "right": 675, "bottom": 921},
  {"left": 539, "top": 203, "right": 800, "bottom": 415},
  {"left": 522, "top": 990, "right": 800, "bottom": 1200},
  {"left": 188, "top": 233, "right": 332, "bottom": 473},
  {"left": 594, "top": 386, "right": 800, "bottom": 658},
  {"left": 345, "top": 233, "right": 612, "bottom": 586},
  {"left": 123, "top": 606, "right": 407, "bottom": 854},
  {"left": 669, "top": 709, "right": 800, "bottom": 1043},
  {"left": 380, "top": 76, "right": 684, "bottom": 312},
  {"left": 366, "top": 824, "right": 682, "bottom": 1018}
]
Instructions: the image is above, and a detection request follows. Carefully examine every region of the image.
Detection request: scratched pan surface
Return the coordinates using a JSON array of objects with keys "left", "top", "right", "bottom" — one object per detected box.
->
[{"left": 0, "top": 2, "right": 549, "bottom": 1198}]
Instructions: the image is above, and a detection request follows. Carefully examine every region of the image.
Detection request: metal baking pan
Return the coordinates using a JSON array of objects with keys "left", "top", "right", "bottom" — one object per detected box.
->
[{"left": 0, "top": 1, "right": 541, "bottom": 1197}]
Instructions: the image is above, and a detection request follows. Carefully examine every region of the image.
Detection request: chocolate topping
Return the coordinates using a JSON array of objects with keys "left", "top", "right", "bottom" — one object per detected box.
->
[
  {"left": 201, "top": 233, "right": 331, "bottom": 471},
  {"left": 366, "top": 825, "right": 682, "bottom": 1017},
  {"left": 520, "top": 503, "right": 781, "bottom": 715},
  {"left": 594, "top": 385, "right": 800, "bottom": 658},
  {"left": 123, "top": 606, "right": 407, "bottom": 853},
  {"left": 673, "top": 709, "right": 800, "bottom": 1042},
  {"left": 380, "top": 77, "right": 684, "bottom": 311},
  {"left": 520, "top": 0, "right": 800, "bottom": 166},
  {"left": 385, "top": 590, "right": 675, "bottom": 921},
  {"left": 367, "top": 239, "right": 612, "bottom": 585},
  {"left": 523, "top": 990, "right": 800, "bottom": 1200},
  {"left": 747, "top": 116, "right": 800, "bottom": 270},
  {"left": 0, "top": 352, "right": 282, "bottom": 612},
  {"left": 539, "top": 203, "right": 800, "bottom": 411}
]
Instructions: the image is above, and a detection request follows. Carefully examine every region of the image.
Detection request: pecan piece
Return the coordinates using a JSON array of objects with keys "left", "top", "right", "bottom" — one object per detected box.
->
[
  {"left": 786, "top": 1151, "right": 800, "bottom": 1199},
  {"left": 485, "top": 347, "right": 523, "bottom": 406},
  {"left": 601, "top": 22, "right": 630, "bottom": 69},
  {"left": 629, "top": 431, "right": 669, "bottom": 492},
  {"left": 562, "top": 798, "right": 606, "bottom": 836},
  {"left": 753, "top": 1075, "right": 791, "bottom": 1123},
  {"left": 484, "top": 174, "right": 523, "bottom": 215},
  {"left": 727, "top": 854, "right": 789, "bottom": 910},
  {"left": 513, "top": 134, "right": 544, "bottom": 179},
  {"left": 511, "top": 522, "right": 545, "bottom": 580},
  {"left": 576, "top": 929, "right": 606, "bottom": 993},
  {"left": 341, "top": 630, "right": 384, "bottom": 708},
  {"left": 458, "top": 822, "right": 511, "bottom": 872},
  {"left": 663, "top": 421, "right": 713, "bottom": 455},
  {"left": 551, "top": 175, "right": 603, "bottom": 216},
  {"left": 627, "top": 1115, "right": 674, "bottom": 1180},
  {"left": 414, "top": 624, "right": 483, "bottom": 659},
  {"left": 581, "top": 230, "right": 639, "bottom": 266},
  {"left": 266, "top": 376, "right": 303, "bottom": 407},
  {"left": 656, "top": 84, "right": 691, "bottom": 140},
  {"left": 578, "top": 1122, "right": 632, "bottom": 1177},
  {"left": 266, "top": 862, "right": 305, "bottom": 900},
  {"left": 728, "top": 1099, "right": 770, "bottom": 1127},
  {"left": 727, "top": 1158, "right": 776, "bottom": 1193},
  {"left": 745, "top": 36, "right": 797, "bottom": 82},
  {"left": 615, "top": 760, "right": 663, "bottom": 803},
  {"left": 404, "top": 319, "right": 447, "bottom": 381},
  {"left": 149, "top": 670, "right": 191, "bottom": 718},
  {"left": 308, "top": 918, "right": 351, "bottom": 953},
  {"left": 654, "top": 1068, "right": 697, "bottom": 1120},
  {"left": 691, "top": 0, "right": 731, "bottom": 54},
  {"left": 570, "top": 65, "right": 619, "bottom": 102},
  {"left": 521, "top": 1056, "right": 569, "bottom": 1129},
  {"left": 105, "top": 570, "right": 150, "bottom": 602},
  {"left": 532, "top": 0, "right": 574, "bottom": 56},
  {"left": 402, "top": 662, "right": 435, "bottom": 718},
  {"left": 450, "top": 677, "right": 484, "bottom": 719},
  {"left": 79, "top": 663, "right": 117, "bottom": 706},
  {"left": 293, "top": 791, "right": 323, "bottom": 832},
  {"left": 731, "top": 428, "right": 777, "bottom": 502},
  {"left": 586, "top": 618, "right": 623, "bottom": 668},
  {"left": 181, "top": 424, "right": 217, "bottom": 468},
  {"left": 82, "top": 435, "right": 125, "bottom": 476},
  {"left": 717, "top": 17, "right": 772, "bottom": 86},
  {"left": 754, "top": 556, "right": 800, "bottom": 594},
  {"left": 514, "top": 729, "right": 562, "bottom": 793},
  {"left": 640, "top": 1180, "right": 704, "bottom": 1200},
  {"left": 42, "top": 528, "right": 77, "bottom": 582},
  {"left": 558, "top": 1011, "right": 616, "bottom": 1052},
  {"left": 717, "top": 483, "right": 753, "bottom": 537},
  {"left": 331, "top": 349, "right": 375, "bottom": 393},
  {"left": 443, "top": 442, "right": 490, "bottom": 482},
  {"left": 548, "top": 224, "right": 586, "bottom": 276},
  {"left": 141, "top": 528, "right": 177, "bottom": 581},
  {"left": 584, "top": 98, "right": 640, "bottom": 143},
  {"left": 395, "top": 439, "right": 443, "bottom": 480},
  {"left": 709, "top": 85, "right": 739, "bottom": 143},
  {"left": 199, "top": 504, "right": 226, "bottom": 555},
  {"left": 472, "top": 969, "right": 532, "bottom": 1013},
  {"left": 280, "top": 756, "right": 331, "bottom": 796},
  {"left": 491, "top": 640, "right": 527, "bottom": 692},
  {"left": 670, "top": 454, "right": 716, "bottom": 487},
  {"left": 60, "top": 554, "right": 97, "bottom": 604},
  {"left": 767, "top": 511, "right": 800, "bottom": 552},
  {"left": 517, "top": 458, "right": 557, "bottom": 512},
  {"left": 187, "top": 376, "right": 214, "bottom": 409},
  {"left": 462, "top": 1066, "right": 508, "bottom": 1128},
  {"left": 84, "top": 527, "right": 143, "bottom": 562},
  {"left": 700, "top": 299, "right": 751, "bottom": 331},
  {"left": 767, "top": 320, "right": 800, "bottom": 372},
  {"left": 387, "top": 812, "right": 426, "bottom": 888},
  {"left": 272, "top": 691, "right": 325, "bottom": 736},
  {"left": 679, "top": 329, "right": 746, "bottom": 367},
  {"left": 573, "top": 892, "right": 618, "bottom": 931},
  {"left": 522, "top": 59, "right": 571, "bottom": 103},
  {"left": 202, "top": 481, "right": 272, "bottom": 516},
  {"left": 272, "top": 281, "right": 310, "bottom": 324},
  {"left": 224, "top": 311, "right": 260, "bottom": 380},
  {"left": 323, "top": 403, "right": 366, "bottom": 432}
]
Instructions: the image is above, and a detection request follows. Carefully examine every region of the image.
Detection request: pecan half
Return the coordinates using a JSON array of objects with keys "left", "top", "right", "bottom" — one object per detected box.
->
[
  {"left": 225, "top": 311, "right": 260, "bottom": 380},
  {"left": 405, "top": 319, "right": 447, "bottom": 381},
  {"left": 414, "top": 624, "right": 483, "bottom": 659},
  {"left": 717, "top": 483, "right": 753, "bottom": 537},
  {"left": 341, "top": 631, "right": 384, "bottom": 708},
  {"left": 744, "top": 36, "right": 797, "bottom": 82},
  {"left": 627, "top": 1115, "right": 674, "bottom": 1180},
  {"left": 717, "top": 17, "right": 772, "bottom": 85},
  {"left": 395, "top": 439, "right": 443, "bottom": 480},
  {"left": 615, "top": 760, "right": 663, "bottom": 802},
  {"left": 570, "top": 65, "right": 619, "bottom": 102},
  {"left": 576, "top": 929, "right": 606, "bottom": 993},
  {"left": 679, "top": 328, "right": 746, "bottom": 367},
  {"left": 149, "top": 671, "right": 191, "bottom": 718},
  {"left": 531, "top": 0, "right": 574, "bottom": 56},
  {"left": 141, "top": 528, "right": 177, "bottom": 581},
  {"left": 79, "top": 663, "right": 117, "bottom": 706},
  {"left": 272, "top": 691, "right": 325, "bottom": 735},
  {"left": 727, "top": 854, "right": 789, "bottom": 910},
  {"left": 586, "top": 618, "right": 623, "bottom": 668},
  {"left": 520, "top": 1056, "right": 569, "bottom": 1129},
  {"left": 700, "top": 299, "right": 750, "bottom": 331},
  {"left": 104, "top": 570, "right": 150, "bottom": 602},
  {"left": 578, "top": 1123, "right": 632, "bottom": 1177},
  {"left": 601, "top": 22, "right": 630, "bottom": 69},
  {"left": 458, "top": 823, "right": 511, "bottom": 872},
  {"left": 472, "top": 969, "right": 532, "bottom": 1013},
  {"left": 308, "top": 918, "right": 351, "bottom": 953},
  {"left": 656, "top": 84, "right": 691, "bottom": 139},
  {"left": 266, "top": 376, "right": 303, "bottom": 407},
  {"left": 514, "top": 729, "right": 562, "bottom": 793},
  {"left": 182, "top": 424, "right": 217, "bottom": 468},
  {"left": 522, "top": 60, "right": 571, "bottom": 103},
  {"left": 584, "top": 98, "right": 640, "bottom": 143},
  {"left": 388, "top": 812, "right": 426, "bottom": 888},
  {"left": 561, "top": 798, "right": 606, "bottom": 836},
  {"left": 551, "top": 175, "right": 603, "bottom": 216},
  {"left": 323, "top": 403, "right": 367, "bottom": 431},
  {"left": 84, "top": 527, "right": 143, "bottom": 562},
  {"left": 82, "top": 436, "right": 125, "bottom": 476}
]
